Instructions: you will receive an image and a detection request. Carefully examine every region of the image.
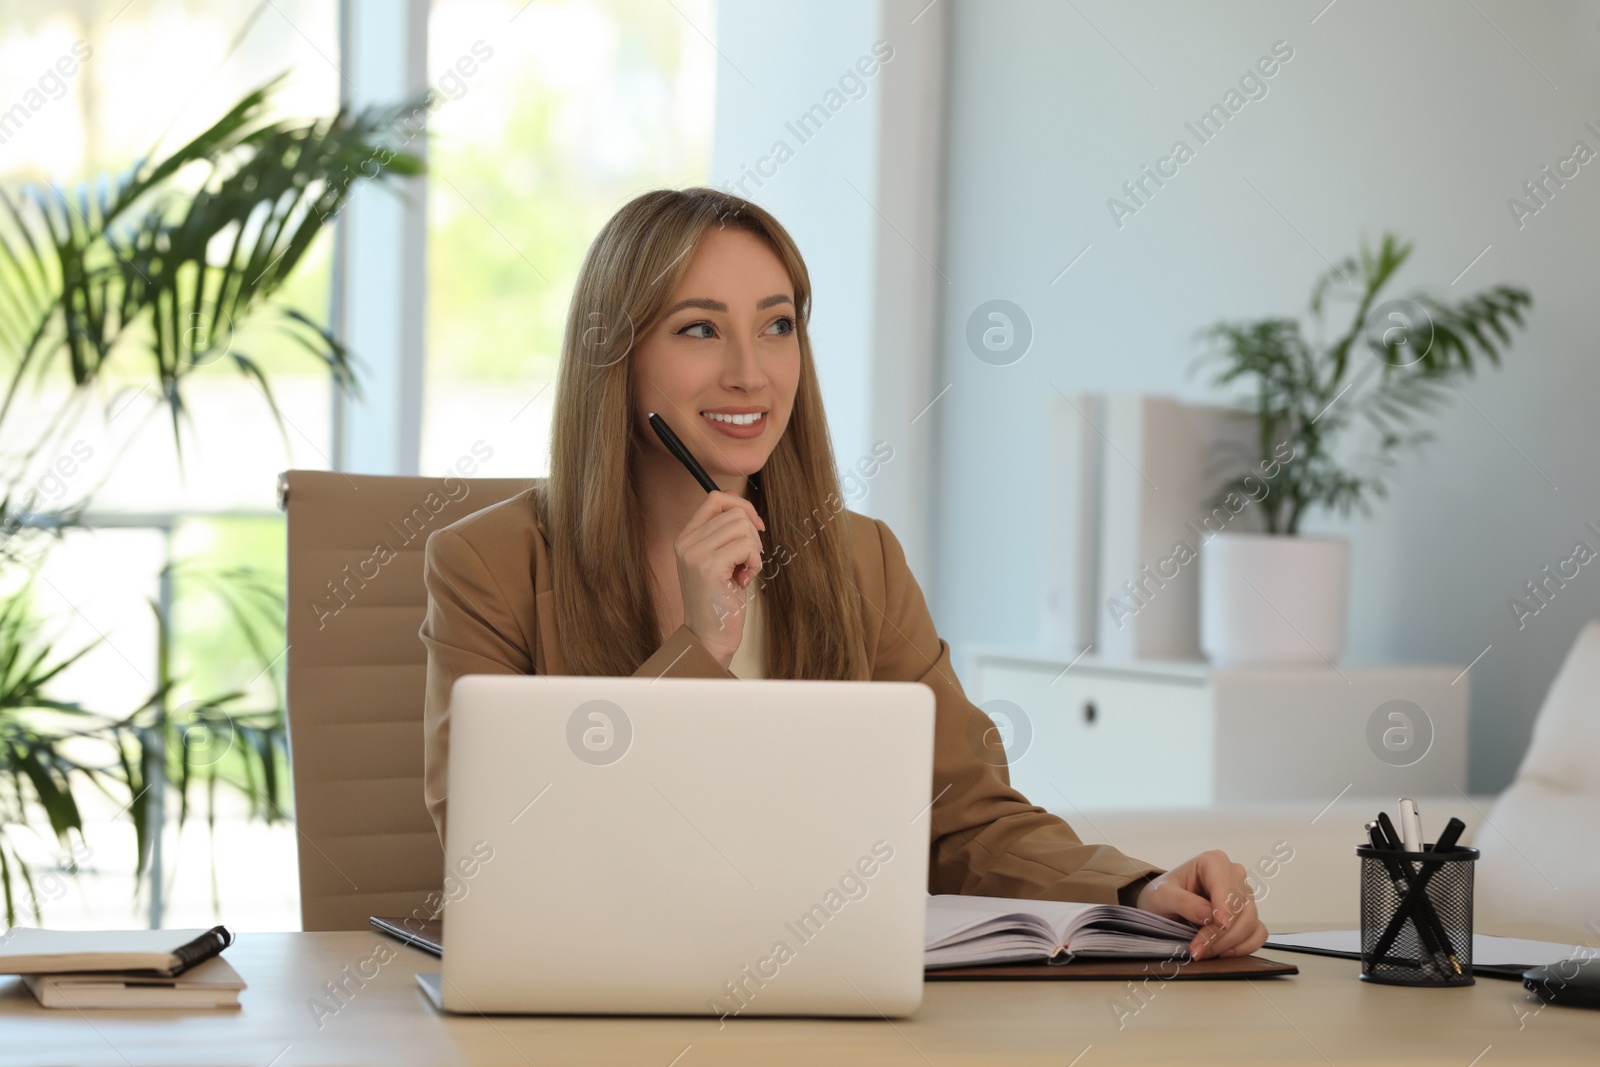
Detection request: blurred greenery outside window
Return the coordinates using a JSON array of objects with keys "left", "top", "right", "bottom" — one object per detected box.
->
[
  {"left": 420, "top": 0, "right": 713, "bottom": 475},
  {"left": 0, "top": 0, "right": 341, "bottom": 930}
]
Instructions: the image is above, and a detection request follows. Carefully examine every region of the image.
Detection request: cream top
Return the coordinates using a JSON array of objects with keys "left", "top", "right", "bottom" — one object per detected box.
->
[{"left": 727, "top": 580, "right": 766, "bottom": 679}]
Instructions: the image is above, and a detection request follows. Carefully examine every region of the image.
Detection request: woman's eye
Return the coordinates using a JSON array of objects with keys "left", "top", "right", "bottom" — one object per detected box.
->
[
  {"left": 678, "top": 321, "right": 716, "bottom": 339},
  {"left": 767, "top": 315, "right": 796, "bottom": 336}
]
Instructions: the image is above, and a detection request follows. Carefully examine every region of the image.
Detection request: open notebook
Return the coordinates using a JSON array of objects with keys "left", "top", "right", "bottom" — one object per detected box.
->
[{"left": 925, "top": 893, "right": 1199, "bottom": 968}]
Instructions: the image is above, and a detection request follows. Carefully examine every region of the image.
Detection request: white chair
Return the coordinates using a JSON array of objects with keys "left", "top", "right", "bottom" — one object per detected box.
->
[{"left": 1475, "top": 620, "right": 1600, "bottom": 937}]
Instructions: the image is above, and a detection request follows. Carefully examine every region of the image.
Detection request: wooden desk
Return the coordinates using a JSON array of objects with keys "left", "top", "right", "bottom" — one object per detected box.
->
[{"left": 1, "top": 931, "right": 1594, "bottom": 1066}]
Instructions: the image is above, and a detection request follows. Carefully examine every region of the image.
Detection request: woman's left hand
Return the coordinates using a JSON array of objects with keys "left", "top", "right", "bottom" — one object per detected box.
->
[{"left": 1133, "top": 850, "right": 1269, "bottom": 960}]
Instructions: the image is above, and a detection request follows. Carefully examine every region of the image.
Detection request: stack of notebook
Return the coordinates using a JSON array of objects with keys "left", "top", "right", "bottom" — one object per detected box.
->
[{"left": 0, "top": 925, "right": 243, "bottom": 1009}]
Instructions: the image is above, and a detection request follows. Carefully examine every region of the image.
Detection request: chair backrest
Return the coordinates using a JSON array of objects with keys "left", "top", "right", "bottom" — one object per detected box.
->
[
  {"left": 1477, "top": 619, "right": 1600, "bottom": 936},
  {"left": 280, "top": 468, "right": 538, "bottom": 931},
  {"left": 1512, "top": 619, "right": 1600, "bottom": 794}
]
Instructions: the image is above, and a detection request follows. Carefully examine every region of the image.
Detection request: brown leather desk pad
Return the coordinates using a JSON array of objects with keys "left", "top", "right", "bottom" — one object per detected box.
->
[
  {"left": 924, "top": 954, "right": 1298, "bottom": 980},
  {"left": 373, "top": 916, "right": 1297, "bottom": 981}
]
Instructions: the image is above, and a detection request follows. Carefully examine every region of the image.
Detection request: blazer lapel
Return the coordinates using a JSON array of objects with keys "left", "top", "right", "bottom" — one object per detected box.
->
[{"left": 531, "top": 515, "right": 568, "bottom": 675}]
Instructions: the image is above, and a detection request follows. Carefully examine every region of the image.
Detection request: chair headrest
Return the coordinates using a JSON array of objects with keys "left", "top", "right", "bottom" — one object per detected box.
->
[{"left": 1515, "top": 619, "right": 1600, "bottom": 794}]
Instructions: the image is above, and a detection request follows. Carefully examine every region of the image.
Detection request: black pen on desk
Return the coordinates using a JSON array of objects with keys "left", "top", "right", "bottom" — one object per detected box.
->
[
  {"left": 1405, "top": 817, "right": 1468, "bottom": 894},
  {"left": 1432, "top": 817, "right": 1467, "bottom": 854},
  {"left": 1368, "top": 813, "right": 1469, "bottom": 974},
  {"left": 1375, "top": 811, "right": 1404, "bottom": 853},
  {"left": 1421, "top": 815, "right": 1468, "bottom": 974},
  {"left": 1366, "top": 820, "right": 1449, "bottom": 976},
  {"left": 1371, "top": 815, "right": 1461, "bottom": 975},
  {"left": 648, "top": 412, "right": 719, "bottom": 492}
]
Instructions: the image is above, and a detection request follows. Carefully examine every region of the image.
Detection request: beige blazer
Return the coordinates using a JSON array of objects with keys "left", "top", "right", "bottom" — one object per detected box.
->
[{"left": 418, "top": 483, "right": 1162, "bottom": 906}]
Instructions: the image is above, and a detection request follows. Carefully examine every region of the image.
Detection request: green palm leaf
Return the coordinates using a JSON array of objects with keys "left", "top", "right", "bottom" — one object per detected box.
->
[
  {"left": 0, "top": 74, "right": 423, "bottom": 924},
  {"left": 1197, "top": 232, "right": 1532, "bottom": 533}
]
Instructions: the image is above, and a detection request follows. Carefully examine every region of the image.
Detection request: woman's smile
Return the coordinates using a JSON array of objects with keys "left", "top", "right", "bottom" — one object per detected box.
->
[{"left": 699, "top": 406, "right": 768, "bottom": 439}]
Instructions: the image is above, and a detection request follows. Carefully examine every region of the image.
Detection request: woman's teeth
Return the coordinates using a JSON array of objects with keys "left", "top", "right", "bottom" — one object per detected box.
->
[{"left": 701, "top": 412, "right": 763, "bottom": 426}]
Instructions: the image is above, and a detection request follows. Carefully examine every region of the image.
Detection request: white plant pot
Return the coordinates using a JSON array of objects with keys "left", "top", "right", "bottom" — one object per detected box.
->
[{"left": 1200, "top": 532, "right": 1350, "bottom": 667}]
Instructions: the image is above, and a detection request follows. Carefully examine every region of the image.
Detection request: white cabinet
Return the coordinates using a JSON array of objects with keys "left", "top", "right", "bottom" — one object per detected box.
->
[{"left": 966, "top": 652, "right": 1470, "bottom": 811}]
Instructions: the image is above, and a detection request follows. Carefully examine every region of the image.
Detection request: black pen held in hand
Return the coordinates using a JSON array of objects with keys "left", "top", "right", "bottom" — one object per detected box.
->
[
  {"left": 646, "top": 411, "right": 762, "bottom": 590},
  {"left": 648, "top": 412, "right": 718, "bottom": 492}
]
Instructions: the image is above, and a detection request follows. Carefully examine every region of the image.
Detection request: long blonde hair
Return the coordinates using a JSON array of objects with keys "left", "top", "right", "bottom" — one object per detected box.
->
[{"left": 541, "top": 187, "right": 870, "bottom": 680}]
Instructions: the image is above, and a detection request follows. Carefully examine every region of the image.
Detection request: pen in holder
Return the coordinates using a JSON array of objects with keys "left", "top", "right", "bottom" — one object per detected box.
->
[{"left": 1356, "top": 843, "right": 1478, "bottom": 986}]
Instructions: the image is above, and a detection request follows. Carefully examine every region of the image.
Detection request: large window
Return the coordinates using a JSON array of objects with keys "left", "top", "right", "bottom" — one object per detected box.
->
[
  {"left": 0, "top": 0, "right": 339, "bottom": 931},
  {"left": 421, "top": 0, "right": 715, "bottom": 477},
  {"left": 1, "top": 0, "right": 717, "bottom": 932}
]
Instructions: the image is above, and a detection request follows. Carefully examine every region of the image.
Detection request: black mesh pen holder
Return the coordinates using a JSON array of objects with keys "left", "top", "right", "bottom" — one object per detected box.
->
[{"left": 1357, "top": 844, "right": 1478, "bottom": 986}]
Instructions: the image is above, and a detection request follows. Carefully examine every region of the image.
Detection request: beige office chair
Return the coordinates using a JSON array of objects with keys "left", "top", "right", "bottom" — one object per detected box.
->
[{"left": 279, "top": 469, "right": 539, "bottom": 931}]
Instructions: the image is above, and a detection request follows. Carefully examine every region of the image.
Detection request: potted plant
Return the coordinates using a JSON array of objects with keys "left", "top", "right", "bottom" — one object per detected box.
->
[
  {"left": 0, "top": 76, "right": 421, "bottom": 923},
  {"left": 1193, "top": 234, "right": 1532, "bottom": 666}
]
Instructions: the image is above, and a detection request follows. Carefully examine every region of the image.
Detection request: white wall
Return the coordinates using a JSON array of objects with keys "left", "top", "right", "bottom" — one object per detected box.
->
[
  {"left": 709, "top": 0, "right": 946, "bottom": 575},
  {"left": 710, "top": 0, "right": 879, "bottom": 476},
  {"left": 931, "top": 0, "right": 1600, "bottom": 792}
]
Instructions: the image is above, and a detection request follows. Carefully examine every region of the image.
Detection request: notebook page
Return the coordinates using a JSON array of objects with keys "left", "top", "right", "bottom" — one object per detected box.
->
[{"left": 925, "top": 894, "right": 1100, "bottom": 950}]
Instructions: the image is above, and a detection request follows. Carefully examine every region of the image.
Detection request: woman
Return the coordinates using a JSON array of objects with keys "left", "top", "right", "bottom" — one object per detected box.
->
[{"left": 420, "top": 187, "right": 1268, "bottom": 961}]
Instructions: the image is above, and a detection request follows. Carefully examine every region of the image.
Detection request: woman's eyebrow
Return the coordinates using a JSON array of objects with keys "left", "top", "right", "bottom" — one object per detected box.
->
[{"left": 661, "top": 294, "right": 793, "bottom": 316}]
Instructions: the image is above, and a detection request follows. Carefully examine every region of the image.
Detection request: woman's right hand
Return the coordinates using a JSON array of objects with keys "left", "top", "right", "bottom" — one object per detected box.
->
[{"left": 675, "top": 491, "right": 765, "bottom": 668}]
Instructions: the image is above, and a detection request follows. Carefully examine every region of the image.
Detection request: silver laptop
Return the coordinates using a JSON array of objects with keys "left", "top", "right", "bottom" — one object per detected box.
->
[{"left": 419, "top": 674, "right": 935, "bottom": 1017}]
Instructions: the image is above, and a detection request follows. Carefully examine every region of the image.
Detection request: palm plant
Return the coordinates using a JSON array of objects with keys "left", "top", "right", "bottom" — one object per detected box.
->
[
  {"left": 1195, "top": 234, "right": 1533, "bottom": 534},
  {"left": 0, "top": 75, "right": 422, "bottom": 924}
]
